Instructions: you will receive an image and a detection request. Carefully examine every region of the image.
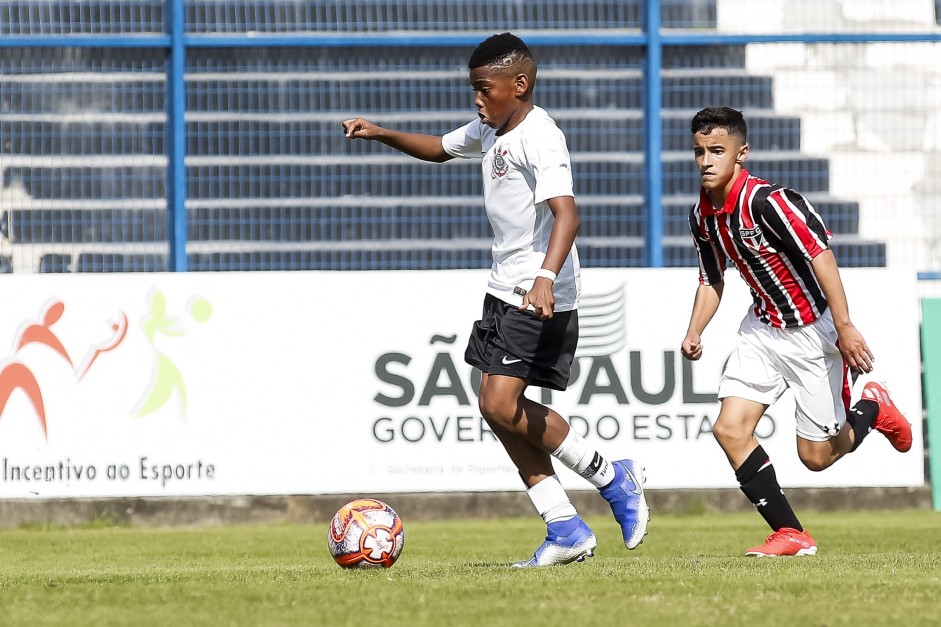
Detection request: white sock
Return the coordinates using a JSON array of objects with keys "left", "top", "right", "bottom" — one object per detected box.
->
[
  {"left": 526, "top": 475, "right": 577, "bottom": 524},
  {"left": 552, "top": 428, "right": 617, "bottom": 488}
]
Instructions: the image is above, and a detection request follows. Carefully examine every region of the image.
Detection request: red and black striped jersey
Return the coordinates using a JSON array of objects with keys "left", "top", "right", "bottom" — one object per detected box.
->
[{"left": 688, "top": 169, "right": 832, "bottom": 328}]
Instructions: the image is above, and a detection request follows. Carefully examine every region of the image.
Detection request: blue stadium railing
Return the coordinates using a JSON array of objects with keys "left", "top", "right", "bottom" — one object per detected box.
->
[{"left": 1, "top": 0, "right": 939, "bottom": 273}]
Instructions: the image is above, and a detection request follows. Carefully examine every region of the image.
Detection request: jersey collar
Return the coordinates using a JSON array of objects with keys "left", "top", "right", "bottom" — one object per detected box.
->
[{"left": 700, "top": 168, "right": 749, "bottom": 216}]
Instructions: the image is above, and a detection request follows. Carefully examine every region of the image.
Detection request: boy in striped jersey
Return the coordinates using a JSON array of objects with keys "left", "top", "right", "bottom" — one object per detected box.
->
[{"left": 680, "top": 106, "right": 912, "bottom": 557}]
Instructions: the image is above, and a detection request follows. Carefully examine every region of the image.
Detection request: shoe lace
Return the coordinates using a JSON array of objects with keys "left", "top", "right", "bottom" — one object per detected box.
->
[
  {"left": 880, "top": 417, "right": 902, "bottom": 434},
  {"left": 864, "top": 383, "right": 891, "bottom": 407},
  {"left": 763, "top": 529, "right": 792, "bottom": 544}
]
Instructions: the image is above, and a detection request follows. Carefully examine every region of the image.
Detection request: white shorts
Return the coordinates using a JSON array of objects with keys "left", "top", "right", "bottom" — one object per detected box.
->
[{"left": 718, "top": 308, "right": 852, "bottom": 442}]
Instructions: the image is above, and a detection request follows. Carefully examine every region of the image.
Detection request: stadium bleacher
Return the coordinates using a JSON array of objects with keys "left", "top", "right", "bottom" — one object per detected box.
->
[{"left": 0, "top": 0, "right": 887, "bottom": 272}]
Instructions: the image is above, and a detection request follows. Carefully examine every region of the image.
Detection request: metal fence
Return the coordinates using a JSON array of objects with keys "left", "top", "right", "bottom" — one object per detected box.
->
[{"left": 0, "top": 0, "right": 939, "bottom": 273}]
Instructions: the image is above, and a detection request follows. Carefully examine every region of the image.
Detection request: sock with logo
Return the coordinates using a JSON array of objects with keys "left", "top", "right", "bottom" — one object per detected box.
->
[
  {"left": 552, "top": 428, "right": 617, "bottom": 488},
  {"left": 735, "top": 445, "right": 802, "bottom": 532},
  {"left": 526, "top": 475, "right": 578, "bottom": 527},
  {"left": 847, "top": 399, "right": 879, "bottom": 452}
]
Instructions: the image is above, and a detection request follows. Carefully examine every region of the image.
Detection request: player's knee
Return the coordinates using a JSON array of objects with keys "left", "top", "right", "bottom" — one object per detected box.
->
[
  {"left": 712, "top": 421, "right": 747, "bottom": 447},
  {"left": 478, "top": 394, "right": 515, "bottom": 428},
  {"left": 798, "top": 454, "right": 829, "bottom": 472}
]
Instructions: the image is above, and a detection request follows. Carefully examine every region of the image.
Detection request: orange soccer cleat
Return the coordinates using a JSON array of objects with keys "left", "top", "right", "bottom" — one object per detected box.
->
[
  {"left": 861, "top": 379, "right": 913, "bottom": 453},
  {"left": 745, "top": 527, "right": 817, "bottom": 557}
]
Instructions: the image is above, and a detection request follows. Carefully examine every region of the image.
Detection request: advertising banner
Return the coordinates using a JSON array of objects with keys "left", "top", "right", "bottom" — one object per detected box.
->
[{"left": 0, "top": 268, "right": 923, "bottom": 498}]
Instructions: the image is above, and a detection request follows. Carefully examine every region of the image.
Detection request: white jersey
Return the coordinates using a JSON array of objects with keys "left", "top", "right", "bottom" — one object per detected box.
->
[{"left": 441, "top": 106, "right": 581, "bottom": 311}]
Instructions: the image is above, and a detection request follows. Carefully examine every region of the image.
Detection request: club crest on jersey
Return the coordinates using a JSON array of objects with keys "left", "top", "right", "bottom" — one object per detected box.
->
[
  {"left": 491, "top": 147, "right": 509, "bottom": 178},
  {"left": 739, "top": 226, "right": 762, "bottom": 247}
]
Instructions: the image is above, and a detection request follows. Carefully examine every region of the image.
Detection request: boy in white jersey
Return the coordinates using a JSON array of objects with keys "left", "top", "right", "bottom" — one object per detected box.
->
[{"left": 343, "top": 32, "right": 648, "bottom": 566}]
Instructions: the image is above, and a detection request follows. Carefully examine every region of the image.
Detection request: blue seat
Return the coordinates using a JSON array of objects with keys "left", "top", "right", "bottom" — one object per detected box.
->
[
  {"left": 186, "top": 41, "right": 738, "bottom": 74},
  {"left": 187, "top": 248, "right": 493, "bottom": 272},
  {"left": 39, "top": 254, "right": 72, "bottom": 273},
  {"left": 9, "top": 209, "right": 164, "bottom": 243},
  {"left": 0, "top": 46, "right": 163, "bottom": 73},
  {"left": 183, "top": 0, "right": 717, "bottom": 34},
  {"left": 75, "top": 253, "right": 166, "bottom": 273},
  {"left": 1, "top": 80, "right": 163, "bottom": 114},
  {"left": 579, "top": 245, "right": 647, "bottom": 268},
  {"left": 39, "top": 252, "right": 166, "bottom": 273},
  {"left": 1, "top": 120, "right": 165, "bottom": 155},
  {"left": 188, "top": 205, "right": 493, "bottom": 242},
  {"left": 5, "top": 166, "right": 164, "bottom": 201},
  {"left": 1, "top": 1, "right": 164, "bottom": 36}
]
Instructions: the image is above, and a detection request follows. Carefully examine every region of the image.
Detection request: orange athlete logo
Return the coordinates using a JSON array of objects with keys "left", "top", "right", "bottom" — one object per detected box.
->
[{"left": 0, "top": 301, "right": 128, "bottom": 439}]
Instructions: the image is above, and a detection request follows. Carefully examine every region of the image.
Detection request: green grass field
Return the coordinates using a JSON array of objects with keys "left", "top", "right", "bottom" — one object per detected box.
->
[{"left": 1, "top": 509, "right": 939, "bottom": 627}]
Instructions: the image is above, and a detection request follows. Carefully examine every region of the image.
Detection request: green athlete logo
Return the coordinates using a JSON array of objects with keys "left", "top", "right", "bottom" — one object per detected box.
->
[{"left": 134, "top": 291, "right": 212, "bottom": 418}]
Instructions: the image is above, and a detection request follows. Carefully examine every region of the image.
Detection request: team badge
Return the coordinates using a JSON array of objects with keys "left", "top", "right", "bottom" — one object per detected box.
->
[
  {"left": 739, "top": 226, "right": 762, "bottom": 248},
  {"left": 491, "top": 147, "right": 509, "bottom": 178}
]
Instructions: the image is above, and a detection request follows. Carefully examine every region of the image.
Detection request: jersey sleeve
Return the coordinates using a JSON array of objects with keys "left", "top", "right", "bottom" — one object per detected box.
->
[
  {"left": 759, "top": 188, "right": 832, "bottom": 261},
  {"left": 525, "top": 125, "right": 575, "bottom": 204},
  {"left": 688, "top": 206, "right": 726, "bottom": 285},
  {"left": 441, "top": 120, "right": 483, "bottom": 159}
]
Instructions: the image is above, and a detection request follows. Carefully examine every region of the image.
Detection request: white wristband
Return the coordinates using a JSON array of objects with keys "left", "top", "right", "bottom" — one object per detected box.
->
[{"left": 535, "top": 268, "right": 557, "bottom": 283}]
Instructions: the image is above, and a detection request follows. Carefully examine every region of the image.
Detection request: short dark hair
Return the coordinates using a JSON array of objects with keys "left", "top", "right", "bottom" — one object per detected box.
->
[
  {"left": 468, "top": 32, "right": 536, "bottom": 71},
  {"left": 691, "top": 107, "right": 748, "bottom": 144}
]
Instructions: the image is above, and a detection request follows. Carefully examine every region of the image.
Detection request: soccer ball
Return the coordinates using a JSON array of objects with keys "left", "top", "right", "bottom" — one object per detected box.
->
[{"left": 327, "top": 498, "right": 405, "bottom": 568}]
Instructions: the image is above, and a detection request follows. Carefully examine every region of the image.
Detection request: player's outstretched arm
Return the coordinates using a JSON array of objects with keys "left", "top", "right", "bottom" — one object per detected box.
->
[
  {"left": 681, "top": 282, "right": 723, "bottom": 361},
  {"left": 342, "top": 117, "right": 452, "bottom": 163},
  {"left": 811, "top": 249, "right": 874, "bottom": 372}
]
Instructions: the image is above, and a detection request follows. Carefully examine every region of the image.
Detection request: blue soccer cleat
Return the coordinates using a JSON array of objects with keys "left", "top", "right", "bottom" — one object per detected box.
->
[
  {"left": 512, "top": 518, "right": 597, "bottom": 568},
  {"left": 600, "top": 459, "right": 650, "bottom": 549}
]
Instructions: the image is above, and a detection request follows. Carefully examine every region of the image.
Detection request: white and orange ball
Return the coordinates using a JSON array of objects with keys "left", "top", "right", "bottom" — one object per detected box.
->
[{"left": 327, "top": 498, "right": 405, "bottom": 568}]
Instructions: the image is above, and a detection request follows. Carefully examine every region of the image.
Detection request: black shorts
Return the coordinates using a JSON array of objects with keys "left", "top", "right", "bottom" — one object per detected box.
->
[{"left": 464, "top": 293, "right": 579, "bottom": 391}]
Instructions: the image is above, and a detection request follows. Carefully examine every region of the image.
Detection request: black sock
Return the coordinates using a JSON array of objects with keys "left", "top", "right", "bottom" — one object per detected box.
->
[
  {"left": 847, "top": 400, "right": 879, "bottom": 452},
  {"left": 735, "top": 445, "right": 802, "bottom": 532}
]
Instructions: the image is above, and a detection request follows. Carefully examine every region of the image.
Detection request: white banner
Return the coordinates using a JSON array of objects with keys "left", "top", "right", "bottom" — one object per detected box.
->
[{"left": 0, "top": 268, "right": 923, "bottom": 498}]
